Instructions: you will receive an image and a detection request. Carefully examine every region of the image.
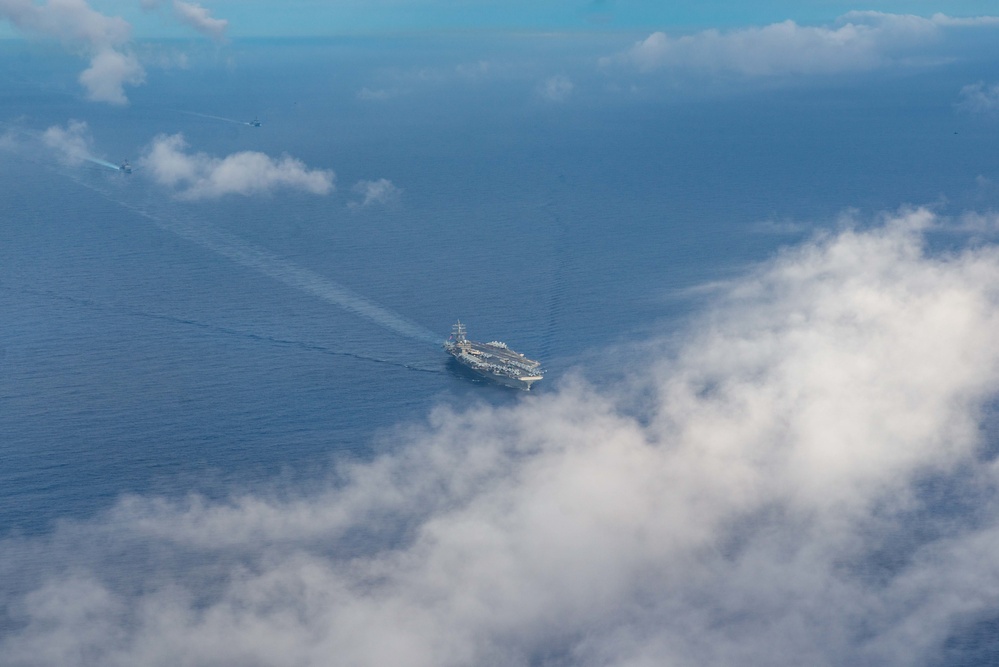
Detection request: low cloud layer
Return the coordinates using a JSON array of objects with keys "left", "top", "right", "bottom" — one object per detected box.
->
[
  {"left": 0, "top": 0, "right": 228, "bottom": 103},
  {"left": 0, "top": 0, "right": 142, "bottom": 103},
  {"left": 605, "top": 11, "right": 999, "bottom": 76},
  {"left": 140, "top": 133, "right": 335, "bottom": 199},
  {"left": 5, "top": 210, "right": 999, "bottom": 664}
]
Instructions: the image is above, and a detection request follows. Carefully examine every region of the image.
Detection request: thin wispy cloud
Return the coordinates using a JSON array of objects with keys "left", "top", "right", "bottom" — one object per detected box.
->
[
  {"left": 958, "top": 81, "right": 999, "bottom": 115},
  {"left": 141, "top": 0, "right": 228, "bottom": 42},
  {"left": 41, "top": 120, "right": 93, "bottom": 165},
  {"left": 356, "top": 60, "right": 497, "bottom": 101},
  {"left": 171, "top": 1, "right": 227, "bottom": 40},
  {"left": 952, "top": 210, "right": 999, "bottom": 233},
  {"left": 603, "top": 11, "right": 999, "bottom": 76},
  {"left": 538, "top": 75, "right": 574, "bottom": 102},
  {"left": 40, "top": 120, "right": 128, "bottom": 171},
  {"left": 5, "top": 210, "right": 999, "bottom": 664},
  {"left": 356, "top": 86, "right": 408, "bottom": 101},
  {"left": 140, "top": 133, "right": 335, "bottom": 200},
  {"left": 349, "top": 178, "right": 401, "bottom": 209}
]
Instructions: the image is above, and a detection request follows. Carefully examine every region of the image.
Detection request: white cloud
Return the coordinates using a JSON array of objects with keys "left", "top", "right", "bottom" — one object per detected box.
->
[
  {"left": 0, "top": 0, "right": 143, "bottom": 104},
  {"left": 0, "top": 0, "right": 228, "bottom": 102},
  {"left": 0, "top": 0, "right": 131, "bottom": 45},
  {"left": 170, "top": 0, "right": 227, "bottom": 41},
  {"left": 538, "top": 74, "right": 574, "bottom": 102},
  {"left": 6, "top": 210, "right": 999, "bottom": 664},
  {"left": 604, "top": 11, "right": 999, "bottom": 76},
  {"left": 958, "top": 81, "right": 999, "bottom": 115},
  {"left": 349, "top": 178, "right": 401, "bottom": 208},
  {"left": 142, "top": 0, "right": 227, "bottom": 41},
  {"left": 78, "top": 47, "right": 145, "bottom": 104},
  {"left": 41, "top": 120, "right": 93, "bottom": 164},
  {"left": 140, "top": 133, "right": 335, "bottom": 200}
]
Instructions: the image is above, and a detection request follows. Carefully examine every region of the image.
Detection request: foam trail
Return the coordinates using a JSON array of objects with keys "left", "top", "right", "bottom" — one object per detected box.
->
[
  {"left": 93, "top": 194, "right": 441, "bottom": 345},
  {"left": 178, "top": 110, "right": 255, "bottom": 126},
  {"left": 85, "top": 156, "right": 121, "bottom": 171},
  {"left": 149, "top": 208, "right": 440, "bottom": 344},
  {"left": 3, "top": 282, "right": 444, "bottom": 373},
  {"left": 46, "top": 160, "right": 441, "bottom": 346}
]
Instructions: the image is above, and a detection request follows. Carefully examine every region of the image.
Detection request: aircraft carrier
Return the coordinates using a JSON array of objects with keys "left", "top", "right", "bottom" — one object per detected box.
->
[{"left": 444, "top": 321, "right": 544, "bottom": 390}]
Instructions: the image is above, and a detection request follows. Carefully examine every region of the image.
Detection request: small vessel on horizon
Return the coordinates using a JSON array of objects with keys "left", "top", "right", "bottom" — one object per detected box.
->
[{"left": 443, "top": 321, "right": 544, "bottom": 390}]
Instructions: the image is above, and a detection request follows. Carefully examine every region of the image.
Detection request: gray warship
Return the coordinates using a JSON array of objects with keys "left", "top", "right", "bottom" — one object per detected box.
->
[{"left": 444, "top": 321, "right": 544, "bottom": 390}]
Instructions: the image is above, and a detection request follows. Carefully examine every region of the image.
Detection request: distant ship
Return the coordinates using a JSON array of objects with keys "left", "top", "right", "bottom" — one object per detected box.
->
[{"left": 444, "top": 321, "right": 544, "bottom": 390}]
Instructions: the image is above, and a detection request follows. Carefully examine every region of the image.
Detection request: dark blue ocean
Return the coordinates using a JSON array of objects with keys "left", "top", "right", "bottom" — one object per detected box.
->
[
  {"left": 2, "top": 36, "right": 997, "bottom": 534},
  {"left": 3, "top": 35, "right": 999, "bottom": 664}
]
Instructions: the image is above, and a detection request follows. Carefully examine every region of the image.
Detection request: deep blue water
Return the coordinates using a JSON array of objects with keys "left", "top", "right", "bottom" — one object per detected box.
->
[{"left": 2, "top": 35, "right": 999, "bottom": 541}]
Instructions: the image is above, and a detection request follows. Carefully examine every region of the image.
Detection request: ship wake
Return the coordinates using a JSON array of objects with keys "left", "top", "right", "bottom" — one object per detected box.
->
[{"left": 70, "top": 177, "right": 439, "bottom": 346}]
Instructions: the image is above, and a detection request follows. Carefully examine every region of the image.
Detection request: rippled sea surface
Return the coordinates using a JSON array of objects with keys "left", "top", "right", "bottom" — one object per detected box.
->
[{"left": 2, "top": 37, "right": 998, "bottom": 537}]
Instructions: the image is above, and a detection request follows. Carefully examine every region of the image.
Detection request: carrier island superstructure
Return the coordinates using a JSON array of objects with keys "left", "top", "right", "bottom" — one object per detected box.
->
[{"left": 443, "top": 321, "right": 544, "bottom": 390}]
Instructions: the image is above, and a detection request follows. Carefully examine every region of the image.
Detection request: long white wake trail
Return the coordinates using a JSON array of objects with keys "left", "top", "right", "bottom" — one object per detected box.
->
[
  {"left": 85, "top": 156, "right": 121, "bottom": 171},
  {"left": 95, "top": 192, "right": 440, "bottom": 346},
  {"left": 177, "top": 110, "right": 253, "bottom": 126}
]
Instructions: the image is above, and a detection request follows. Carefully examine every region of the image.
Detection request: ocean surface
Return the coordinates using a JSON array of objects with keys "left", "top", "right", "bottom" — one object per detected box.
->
[
  {"left": 2, "top": 36, "right": 998, "bottom": 533},
  {"left": 2, "top": 35, "right": 999, "bottom": 663}
]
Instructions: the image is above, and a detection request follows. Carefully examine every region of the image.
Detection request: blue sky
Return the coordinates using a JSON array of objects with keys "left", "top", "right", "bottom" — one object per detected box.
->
[
  {"left": 137, "top": 1, "right": 999, "bottom": 36},
  {"left": 4, "top": 0, "right": 999, "bottom": 39},
  {"left": 226, "top": 0, "right": 999, "bottom": 35},
  {"left": 4, "top": 1, "right": 999, "bottom": 115}
]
